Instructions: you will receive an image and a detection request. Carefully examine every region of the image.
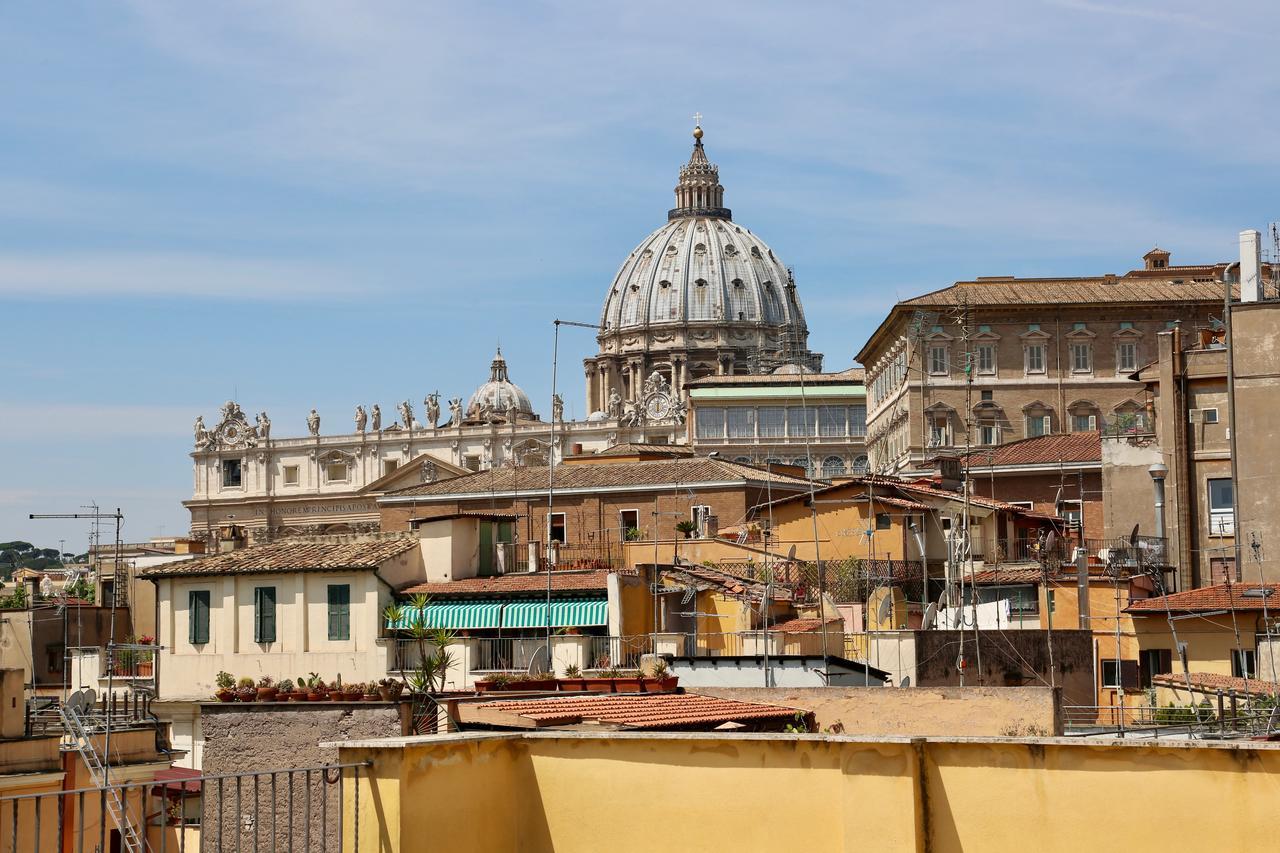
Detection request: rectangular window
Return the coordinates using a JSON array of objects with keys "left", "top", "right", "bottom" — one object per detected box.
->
[
  {"left": 980, "top": 424, "right": 1000, "bottom": 446},
  {"left": 619, "top": 509, "right": 640, "bottom": 542},
  {"left": 463, "top": 454, "right": 481, "bottom": 471},
  {"left": 787, "top": 406, "right": 815, "bottom": 438},
  {"left": 549, "top": 512, "right": 567, "bottom": 543},
  {"left": 1201, "top": 408, "right": 1219, "bottom": 424},
  {"left": 1025, "top": 344, "right": 1045, "bottom": 374},
  {"left": 282, "top": 465, "right": 300, "bottom": 486},
  {"left": 1026, "top": 415, "right": 1050, "bottom": 438},
  {"left": 691, "top": 505, "right": 713, "bottom": 537},
  {"left": 976, "top": 585, "right": 1039, "bottom": 616},
  {"left": 875, "top": 513, "right": 892, "bottom": 530},
  {"left": 1138, "top": 648, "right": 1172, "bottom": 688},
  {"left": 848, "top": 405, "right": 867, "bottom": 437},
  {"left": 1117, "top": 342, "right": 1137, "bottom": 372},
  {"left": 1208, "top": 478, "right": 1234, "bottom": 535},
  {"left": 817, "top": 406, "right": 846, "bottom": 437},
  {"left": 326, "top": 462, "right": 349, "bottom": 482},
  {"left": 929, "top": 416, "right": 950, "bottom": 447},
  {"left": 977, "top": 344, "right": 995, "bottom": 375},
  {"left": 726, "top": 407, "right": 755, "bottom": 438},
  {"left": 254, "top": 586, "right": 277, "bottom": 644},
  {"left": 695, "top": 407, "right": 725, "bottom": 440},
  {"left": 758, "top": 407, "right": 785, "bottom": 438},
  {"left": 928, "top": 346, "right": 948, "bottom": 376},
  {"left": 1060, "top": 499, "right": 1082, "bottom": 529},
  {"left": 1232, "top": 648, "right": 1257, "bottom": 680},
  {"left": 382, "top": 459, "right": 400, "bottom": 477},
  {"left": 221, "top": 459, "right": 242, "bottom": 488},
  {"left": 326, "top": 584, "right": 350, "bottom": 641},
  {"left": 1070, "top": 342, "right": 1091, "bottom": 373},
  {"left": 1102, "top": 660, "right": 1133, "bottom": 689},
  {"left": 1072, "top": 414, "right": 1097, "bottom": 432},
  {"left": 189, "top": 590, "right": 211, "bottom": 645}
]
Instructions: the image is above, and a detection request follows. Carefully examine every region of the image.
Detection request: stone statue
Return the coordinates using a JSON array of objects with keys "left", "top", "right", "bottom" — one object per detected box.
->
[
  {"left": 194, "top": 415, "right": 208, "bottom": 448},
  {"left": 257, "top": 411, "right": 271, "bottom": 441},
  {"left": 355, "top": 405, "right": 367, "bottom": 433},
  {"left": 607, "top": 390, "right": 622, "bottom": 419},
  {"left": 371, "top": 404, "right": 382, "bottom": 431},
  {"left": 420, "top": 459, "right": 438, "bottom": 484},
  {"left": 424, "top": 392, "right": 440, "bottom": 428},
  {"left": 398, "top": 400, "right": 414, "bottom": 430},
  {"left": 307, "top": 409, "right": 320, "bottom": 437},
  {"left": 552, "top": 393, "right": 564, "bottom": 423},
  {"left": 448, "top": 397, "right": 463, "bottom": 425}
]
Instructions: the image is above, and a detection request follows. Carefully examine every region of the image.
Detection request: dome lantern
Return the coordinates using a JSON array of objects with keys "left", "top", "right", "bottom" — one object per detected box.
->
[{"left": 669, "top": 123, "right": 730, "bottom": 222}]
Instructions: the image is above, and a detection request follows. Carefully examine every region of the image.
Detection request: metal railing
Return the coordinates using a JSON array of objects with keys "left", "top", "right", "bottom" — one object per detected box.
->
[
  {"left": 26, "top": 691, "right": 160, "bottom": 739},
  {"left": 0, "top": 761, "right": 371, "bottom": 853},
  {"left": 547, "top": 542, "right": 625, "bottom": 571},
  {"left": 471, "top": 638, "right": 545, "bottom": 673},
  {"left": 585, "top": 636, "right": 648, "bottom": 670},
  {"left": 1063, "top": 697, "right": 1279, "bottom": 739}
]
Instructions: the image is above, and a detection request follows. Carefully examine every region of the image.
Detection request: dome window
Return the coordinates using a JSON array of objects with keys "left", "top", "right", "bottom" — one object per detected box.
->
[
  {"left": 666, "top": 245, "right": 679, "bottom": 254},
  {"left": 630, "top": 284, "right": 640, "bottom": 292},
  {"left": 763, "top": 281, "right": 773, "bottom": 289},
  {"left": 659, "top": 280, "right": 671, "bottom": 289},
  {"left": 732, "top": 279, "right": 743, "bottom": 288},
  {"left": 695, "top": 278, "right": 707, "bottom": 288},
  {"left": 751, "top": 246, "right": 763, "bottom": 259},
  {"left": 694, "top": 243, "right": 707, "bottom": 254},
  {"left": 723, "top": 245, "right": 738, "bottom": 257}
]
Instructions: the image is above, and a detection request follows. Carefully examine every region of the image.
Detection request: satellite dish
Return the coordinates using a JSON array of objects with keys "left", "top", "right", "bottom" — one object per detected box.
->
[
  {"left": 67, "top": 689, "right": 84, "bottom": 714},
  {"left": 899, "top": 675, "right": 912, "bottom": 688},
  {"left": 876, "top": 592, "right": 893, "bottom": 624},
  {"left": 922, "top": 603, "right": 938, "bottom": 630},
  {"left": 937, "top": 587, "right": 948, "bottom": 609},
  {"left": 1129, "top": 523, "right": 1140, "bottom": 548},
  {"left": 1044, "top": 531, "right": 1056, "bottom": 553},
  {"left": 527, "top": 645, "right": 550, "bottom": 676},
  {"left": 786, "top": 545, "right": 797, "bottom": 562}
]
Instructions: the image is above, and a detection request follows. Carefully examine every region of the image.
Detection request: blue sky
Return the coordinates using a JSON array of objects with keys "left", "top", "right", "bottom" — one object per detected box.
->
[{"left": 2, "top": 1, "right": 1278, "bottom": 548}]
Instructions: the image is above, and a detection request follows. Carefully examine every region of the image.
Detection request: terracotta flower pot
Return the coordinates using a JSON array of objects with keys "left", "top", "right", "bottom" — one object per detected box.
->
[
  {"left": 378, "top": 687, "right": 395, "bottom": 701},
  {"left": 558, "top": 678, "right": 587, "bottom": 692},
  {"left": 306, "top": 691, "right": 322, "bottom": 701},
  {"left": 215, "top": 690, "right": 236, "bottom": 703},
  {"left": 256, "top": 687, "right": 278, "bottom": 702},
  {"left": 237, "top": 689, "right": 257, "bottom": 702},
  {"left": 582, "top": 678, "right": 617, "bottom": 693},
  {"left": 613, "top": 678, "right": 644, "bottom": 694},
  {"left": 363, "top": 693, "right": 379, "bottom": 701}
]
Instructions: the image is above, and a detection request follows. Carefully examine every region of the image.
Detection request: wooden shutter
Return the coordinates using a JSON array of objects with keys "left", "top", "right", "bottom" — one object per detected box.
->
[
  {"left": 327, "top": 584, "right": 350, "bottom": 641},
  {"left": 254, "top": 586, "right": 276, "bottom": 644},
  {"left": 189, "top": 590, "right": 210, "bottom": 645},
  {"left": 1120, "top": 660, "right": 1140, "bottom": 690}
]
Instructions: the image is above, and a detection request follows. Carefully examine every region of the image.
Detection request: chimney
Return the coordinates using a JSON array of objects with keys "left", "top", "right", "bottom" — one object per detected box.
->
[{"left": 1240, "top": 229, "right": 1261, "bottom": 302}]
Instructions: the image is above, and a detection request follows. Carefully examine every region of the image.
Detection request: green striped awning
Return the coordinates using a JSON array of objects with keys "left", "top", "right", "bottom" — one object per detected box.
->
[
  {"left": 502, "top": 598, "right": 608, "bottom": 629},
  {"left": 388, "top": 600, "right": 504, "bottom": 630}
]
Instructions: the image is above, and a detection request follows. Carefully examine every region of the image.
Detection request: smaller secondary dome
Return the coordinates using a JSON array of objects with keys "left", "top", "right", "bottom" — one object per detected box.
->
[{"left": 466, "top": 349, "right": 536, "bottom": 421}]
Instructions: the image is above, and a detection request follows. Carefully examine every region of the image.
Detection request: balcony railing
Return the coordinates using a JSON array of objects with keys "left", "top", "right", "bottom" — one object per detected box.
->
[{"left": 585, "top": 635, "right": 648, "bottom": 670}]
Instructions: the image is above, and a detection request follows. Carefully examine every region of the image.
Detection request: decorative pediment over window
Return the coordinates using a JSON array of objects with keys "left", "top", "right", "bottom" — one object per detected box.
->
[
  {"left": 1065, "top": 326, "right": 1097, "bottom": 339},
  {"left": 973, "top": 400, "right": 1004, "bottom": 413},
  {"left": 924, "top": 401, "right": 956, "bottom": 414},
  {"left": 923, "top": 328, "right": 954, "bottom": 342},
  {"left": 1112, "top": 398, "right": 1144, "bottom": 414},
  {"left": 1021, "top": 400, "right": 1054, "bottom": 413},
  {"left": 1067, "top": 399, "right": 1099, "bottom": 414},
  {"left": 972, "top": 329, "right": 1002, "bottom": 341},
  {"left": 324, "top": 449, "right": 355, "bottom": 464},
  {"left": 1112, "top": 326, "right": 1145, "bottom": 339},
  {"left": 1019, "top": 328, "right": 1051, "bottom": 341}
]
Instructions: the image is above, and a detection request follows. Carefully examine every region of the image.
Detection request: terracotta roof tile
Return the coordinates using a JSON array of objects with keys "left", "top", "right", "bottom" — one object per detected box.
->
[
  {"left": 590, "top": 443, "right": 695, "bottom": 457},
  {"left": 137, "top": 536, "right": 418, "bottom": 578},
  {"left": 661, "top": 563, "right": 791, "bottom": 602},
  {"left": 969, "top": 568, "right": 1045, "bottom": 585},
  {"left": 901, "top": 278, "right": 1235, "bottom": 308},
  {"left": 1151, "top": 672, "right": 1280, "bottom": 697},
  {"left": 767, "top": 617, "right": 842, "bottom": 633},
  {"left": 963, "top": 432, "right": 1101, "bottom": 468},
  {"left": 383, "top": 458, "right": 813, "bottom": 499},
  {"left": 1127, "top": 583, "right": 1277, "bottom": 613},
  {"left": 401, "top": 570, "right": 611, "bottom": 596},
  {"left": 474, "top": 693, "right": 801, "bottom": 730}
]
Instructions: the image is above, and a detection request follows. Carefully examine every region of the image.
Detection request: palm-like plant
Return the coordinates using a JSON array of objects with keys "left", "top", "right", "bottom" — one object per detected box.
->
[{"left": 388, "top": 593, "right": 458, "bottom": 694}]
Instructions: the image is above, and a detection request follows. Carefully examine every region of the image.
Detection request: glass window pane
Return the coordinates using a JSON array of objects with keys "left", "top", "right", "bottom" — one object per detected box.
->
[
  {"left": 787, "top": 407, "right": 815, "bottom": 437},
  {"left": 696, "top": 407, "right": 725, "bottom": 439},
  {"left": 817, "top": 406, "right": 845, "bottom": 436},
  {"left": 1208, "top": 478, "right": 1233, "bottom": 511},
  {"left": 848, "top": 405, "right": 867, "bottom": 437},
  {"left": 822, "top": 456, "right": 845, "bottom": 477},
  {"left": 726, "top": 408, "right": 755, "bottom": 438},
  {"left": 758, "top": 407, "right": 785, "bottom": 438}
]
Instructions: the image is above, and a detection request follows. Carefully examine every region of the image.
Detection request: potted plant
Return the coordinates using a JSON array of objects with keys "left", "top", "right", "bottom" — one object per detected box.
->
[
  {"left": 583, "top": 668, "right": 621, "bottom": 693},
  {"left": 275, "top": 678, "right": 297, "bottom": 701},
  {"left": 304, "top": 673, "right": 325, "bottom": 701},
  {"left": 214, "top": 671, "right": 236, "bottom": 702},
  {"left": 643, "top": 659, "right": 678, "bottom": 692},
  {"left": 256, "top": 675, "right": 278, "bottom": 702},
  {"left": 236, "top": 676, "right": 257, "bottom": 702},
  {"left": 675, "top": 520, "right": 698, "bottom": 539},
  {"left": 512, "top": 672, "right": 557, "bottom": 691},
  {"left": 360, "top": 682, "right": 379, "bottom": 701},
  {"left": 559, "top": 664, "right": 586, "bottom": 692},
  {"left": 614, "top": 670, "right": 645, "bottom": 693},
  {"left": 475, "top": 673, "right": 513, "bottom": 694},
  {"left": 377, "top": 678, "right": 403, "bottom": 701},
  {"left": 136, "top": 635, "right": 155, "bottom": 677}
]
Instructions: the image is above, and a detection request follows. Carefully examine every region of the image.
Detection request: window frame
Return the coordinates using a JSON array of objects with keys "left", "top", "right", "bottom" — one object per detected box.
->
[
  {"left": 1116, "top": 341, "right": 1138, "bottom": 373},
  {"left": 282, "top": 465, "right": 300, "bottom": 487},
  {"left": 253, "top": 585, "right": 277, "bottom": 644},
  {"left": 1024, "top": 344, "right": 1045, "bottom": 375},
  {"left": 695, "top": 407, "right": 726, "bottom": 440},
  {"left": 618, "top": 509, "right": 640, "bottom": 542},
  {"left": 221, "top": 459, "right": 242, "bottom": 489},
  {"left": 1207, "top": 477, "right": 1234, "bottom": 535},
  {"left": 326, "top": 584, "right": 351, "bottom": 642},
  {"left": 928, "top": 345, "right": 949, "bottom": 376},
  {"left": 1232, "top": 648, "right": 1257, "bottom": 679},
  {"left": 188, "top": 589, "right": 211, "bottom": 645},
  {"left": 1070, "top": 341, "right": 1092, "bottom": 374},
  {"left": 976, "top": 343, "right": 996, "bottom": 375},
  {"left": 325, "top": 461, "right": 350, "bottom": 483},
  {"left": 548, "top": 512, "right": 567, "bottom": 544}
]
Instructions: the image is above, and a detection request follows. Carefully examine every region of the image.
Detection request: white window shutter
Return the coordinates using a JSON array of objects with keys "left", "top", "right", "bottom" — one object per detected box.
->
[
  {"left": 1088, "top": 415, "right": 1097, "bottom": 430},
  {"left": 1043, "top": 415, "right": 1052, "bottom": 435}
]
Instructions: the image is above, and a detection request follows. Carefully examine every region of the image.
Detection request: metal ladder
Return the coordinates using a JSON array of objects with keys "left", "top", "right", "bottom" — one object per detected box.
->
[{"left": 59, "top": 699, "right": 148, "bottom": 853}]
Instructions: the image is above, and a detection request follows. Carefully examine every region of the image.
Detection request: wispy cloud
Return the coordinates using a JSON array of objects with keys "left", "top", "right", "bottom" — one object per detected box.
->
[{"left": 0, "top": 252, "right": 370, "bottom": 300}]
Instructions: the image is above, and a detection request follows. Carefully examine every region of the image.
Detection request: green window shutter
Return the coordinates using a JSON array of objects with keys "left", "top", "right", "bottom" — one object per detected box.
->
[
  {"left": 327, "top": 584, "right": 350, "bottom": 641},
  {"left": 254, "top": 586, "right": 277, "bottom": 644},
  {"left": 189, "top": 590, "right": 210, "bottom": 645}
]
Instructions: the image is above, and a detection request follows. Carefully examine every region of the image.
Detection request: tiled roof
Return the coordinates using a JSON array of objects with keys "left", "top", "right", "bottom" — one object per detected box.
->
[
  {"left": 968, "top": 568, "right": 1044, "bottom": 585},
  {"left": 767, "top": 617, "right": 842, "bottom": 633},
  {"left": 661, "top": 562, "right": 791, "bottom": 602},
  {"left": 401, "top": 570, "right": 611, "bottom": 597},
  {"left": 408, "top": 510, "right": 521, "bottom": 523},
  {"left": 886, "top": 478, "right": 1022, "bottom": 512},
  {"left": 901, "top": 278, "right": 1235, "bottom": 308},
  {"left": 1151, "top": 672, "right": 1280, "bottom": 697},
  {"left": 750, "top": 480, "right": 932, "bottom": 515},
  {"left": 469, "top": 693, "right": 802, "bottom": 730},
  {"left": 137, "top": 536, "right": 419, "bottom": 578},
  {"left": 383, "top": 457, "right": 813, "bottom": 499},
  {"left": 1127, "top": 583, "right": 1277, "bottom": 613},
  {"left": 590, "top": 443, "right": 695, "bottom": 457},
  {"left": 152, "top": 766, "right": 202, "bottom": 794},
  {"left": 963, "top": 432, "right": 1101, "bottom": 468}
]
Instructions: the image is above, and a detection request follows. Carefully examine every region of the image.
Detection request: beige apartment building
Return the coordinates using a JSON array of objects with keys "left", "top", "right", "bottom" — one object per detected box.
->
[{"left": 857, "top": 249, "right": 1235, "bottom": 474}]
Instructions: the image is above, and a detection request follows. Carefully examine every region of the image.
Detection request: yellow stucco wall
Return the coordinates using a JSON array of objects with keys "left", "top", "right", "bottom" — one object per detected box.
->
[{"left": 341, "top": 731, "right": 1280, "bottom": 852}]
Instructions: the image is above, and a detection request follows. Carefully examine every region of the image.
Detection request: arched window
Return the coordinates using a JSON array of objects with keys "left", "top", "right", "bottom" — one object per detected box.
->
[
  {"left": 852, "top": 455, "right": 869, "bottom": 475},
  {"left": 822, "top": 456, "right": 846, "bottom": 477},
  {"left": 733, "top": 455, "right": 753, "bottom": 465}
]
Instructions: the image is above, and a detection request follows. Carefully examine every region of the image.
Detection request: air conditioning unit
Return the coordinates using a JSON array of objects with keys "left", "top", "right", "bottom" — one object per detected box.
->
[{"left": 1188, "top": 409, "right": 1201, "bottom": 424}]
